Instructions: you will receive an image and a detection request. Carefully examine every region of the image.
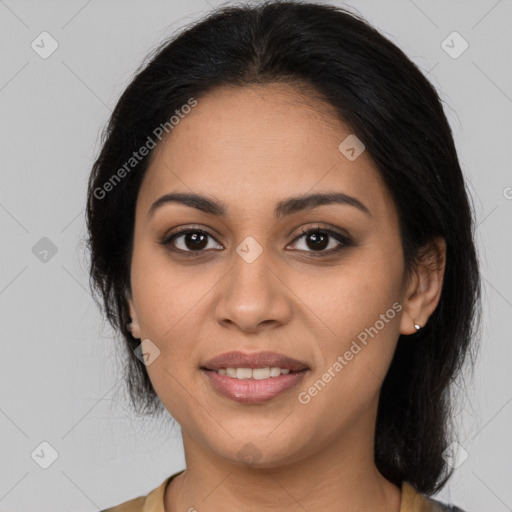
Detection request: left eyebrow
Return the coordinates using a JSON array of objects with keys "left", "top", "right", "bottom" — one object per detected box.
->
[
  {"left": 147, "top": 191, "right": 371, "bottom": 219},
  {"left": 274, "top": 191, "right": 371, "bottom": 218}
]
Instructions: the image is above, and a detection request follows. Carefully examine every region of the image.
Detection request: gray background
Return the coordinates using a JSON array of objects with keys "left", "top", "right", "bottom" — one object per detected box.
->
[{"left": 0, "top": 0, "right": 511, "bottom": 510}]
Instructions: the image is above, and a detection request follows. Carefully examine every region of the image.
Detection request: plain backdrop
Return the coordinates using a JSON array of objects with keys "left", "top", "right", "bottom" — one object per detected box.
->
[{"left": 0, "top": 0, "right": 511, "bottom": 510}]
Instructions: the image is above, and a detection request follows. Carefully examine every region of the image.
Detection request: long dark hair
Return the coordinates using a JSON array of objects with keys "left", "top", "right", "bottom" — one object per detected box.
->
[{"left": 85, "top": 0, "right": 481, "bottom": 495}]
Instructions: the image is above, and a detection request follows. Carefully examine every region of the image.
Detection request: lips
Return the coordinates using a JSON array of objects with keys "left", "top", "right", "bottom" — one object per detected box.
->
[
  {"left": 201, "top": 351, "right": 309, "bottom": 372},
  {"left": 200, "top": 351, "right": 310, "bottom": 404}
]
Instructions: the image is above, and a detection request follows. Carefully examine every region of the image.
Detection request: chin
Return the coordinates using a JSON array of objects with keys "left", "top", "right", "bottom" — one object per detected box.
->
[{"left": 206, "top": 433, "right": 307, "bottom": 469}]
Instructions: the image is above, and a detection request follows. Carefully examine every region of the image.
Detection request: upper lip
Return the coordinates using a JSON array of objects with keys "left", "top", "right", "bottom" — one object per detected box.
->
[{"left": 201, "top": 351, "right": 309, "bottom": 371}]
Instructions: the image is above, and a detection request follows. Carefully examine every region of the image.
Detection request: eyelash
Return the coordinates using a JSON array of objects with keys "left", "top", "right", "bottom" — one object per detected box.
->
[{"left": 160, "top": 224, "right": 352, "bottom": 257}]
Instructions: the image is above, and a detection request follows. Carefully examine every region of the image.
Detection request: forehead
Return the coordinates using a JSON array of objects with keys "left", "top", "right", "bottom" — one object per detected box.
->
[{"left": 138, "top": 83, "right": 391, "bottom": 220}]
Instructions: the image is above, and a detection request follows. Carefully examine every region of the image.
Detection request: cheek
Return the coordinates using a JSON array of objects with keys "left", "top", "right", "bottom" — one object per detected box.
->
[
  {"left": 296, "top": 244, "right": 404, "bottom": 391},
  {"left": 301, "top": 244, "right": 403, "bottom": 335},
  {"left": 129, "top": 245, "right": 210, "bottom": 394},
  {"left": 130, "top": 239, "right": 218, "bottom": 338}
]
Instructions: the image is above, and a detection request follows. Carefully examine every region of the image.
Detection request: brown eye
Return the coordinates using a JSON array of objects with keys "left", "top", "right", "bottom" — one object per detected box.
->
[
  {"left": 288, "top": 226, "right": 352, "bottom": 255},
  {"left": 162, "top": 229, "right": 223, "bottom": 253},
  {"left": 303, "top": 231, "right": 330, "bottom": 251}
]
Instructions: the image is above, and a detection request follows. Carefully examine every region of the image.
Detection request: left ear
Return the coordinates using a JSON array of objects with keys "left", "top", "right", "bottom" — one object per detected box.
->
[{"left": 399, "top": 236, "right": 446, "bottom": 335}]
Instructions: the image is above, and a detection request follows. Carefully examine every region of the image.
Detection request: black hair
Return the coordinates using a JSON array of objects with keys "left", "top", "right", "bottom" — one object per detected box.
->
[{"left": 85, "top": 0, "right": 481, "bottom": 495}]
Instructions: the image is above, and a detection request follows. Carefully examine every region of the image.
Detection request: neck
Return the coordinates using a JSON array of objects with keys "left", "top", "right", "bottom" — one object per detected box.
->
[{"left": 165, "top": 425, "right": 401, "bottom": 512}]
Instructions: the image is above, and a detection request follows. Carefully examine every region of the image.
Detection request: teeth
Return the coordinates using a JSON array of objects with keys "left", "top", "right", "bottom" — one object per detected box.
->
[
  {"left": 237, "top": 368, "right": 253, "bottom": 379},
  {"left": 215, "top": 367, "right": 293, "bottom": 379},
  {"left": 270, "top": 367, "right": 282, "bottom": 377},
  {"left": 252, "top": 367, "right": 270, "bottom": 380}
]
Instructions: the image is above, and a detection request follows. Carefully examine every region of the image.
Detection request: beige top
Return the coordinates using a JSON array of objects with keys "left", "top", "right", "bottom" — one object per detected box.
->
[{"left": 102, "top": 470, "right": 456, "bottom": 512}]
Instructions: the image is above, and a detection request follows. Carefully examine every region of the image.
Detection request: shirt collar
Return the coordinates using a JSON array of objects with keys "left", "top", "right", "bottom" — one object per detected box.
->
[{"left": 143, "top": 472, "right": 441, "bottom": 512}]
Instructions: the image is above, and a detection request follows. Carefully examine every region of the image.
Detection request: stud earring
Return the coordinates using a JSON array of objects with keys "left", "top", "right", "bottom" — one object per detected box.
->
[{"left": 414, "top": 322, "right": 421, "bottom": 331}]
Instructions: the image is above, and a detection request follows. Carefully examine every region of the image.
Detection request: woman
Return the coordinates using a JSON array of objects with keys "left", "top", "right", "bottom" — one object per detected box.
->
[{"left": 86, "top": 1, "right": 481, "bottom": 510}]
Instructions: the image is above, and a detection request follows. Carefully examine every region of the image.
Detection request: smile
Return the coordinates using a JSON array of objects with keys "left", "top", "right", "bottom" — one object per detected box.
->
[
  {"left": 200, "top": 350, "right": 310, "bottom": 404},
  {"left": 214, "top": 367, "right": 292, "bottom": 379},
  {"left": 201, "top": 367, "right": 308, "bottom": 404}
]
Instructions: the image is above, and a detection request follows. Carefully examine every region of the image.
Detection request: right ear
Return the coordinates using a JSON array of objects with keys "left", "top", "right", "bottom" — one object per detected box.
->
[{"left": 126, "top": 291, "right": 141, "bottom": 339}]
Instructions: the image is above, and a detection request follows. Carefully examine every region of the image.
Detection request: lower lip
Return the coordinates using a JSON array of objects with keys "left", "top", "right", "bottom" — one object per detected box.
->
[{"left": 202, "top": 369, "right": 308, "bottom": 404}]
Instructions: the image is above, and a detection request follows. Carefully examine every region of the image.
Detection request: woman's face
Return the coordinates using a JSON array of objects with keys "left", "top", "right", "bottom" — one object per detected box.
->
[{"left": 128, "top": 83, "right": 417, "bottom": 467}]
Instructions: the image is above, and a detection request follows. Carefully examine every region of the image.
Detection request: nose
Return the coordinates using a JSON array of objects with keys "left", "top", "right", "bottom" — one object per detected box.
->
[{"left": 214, "top": 244, "right": 293, "bottom": 333}]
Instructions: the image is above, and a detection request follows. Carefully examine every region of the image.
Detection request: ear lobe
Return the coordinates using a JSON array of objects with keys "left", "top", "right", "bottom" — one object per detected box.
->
[
  {"left": 127, "top": 296, "right": 142, "bottom": 339},
  {"left": 399, "top": 237, "right": 446, "bottom": 336}
]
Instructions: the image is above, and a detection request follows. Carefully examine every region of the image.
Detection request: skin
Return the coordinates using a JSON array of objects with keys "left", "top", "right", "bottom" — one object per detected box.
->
[{"left": 127, "top": 83, "right": 446, "bottom": 512}]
